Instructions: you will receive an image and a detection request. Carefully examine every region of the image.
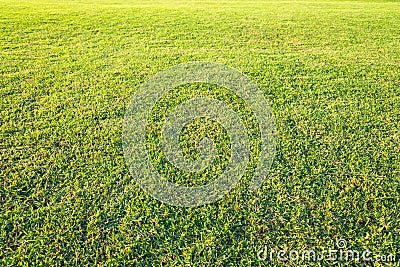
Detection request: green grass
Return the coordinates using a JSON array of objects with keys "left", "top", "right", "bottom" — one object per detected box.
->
[{"left": 1, "top": 0, "right": 399, "bottom": 266}]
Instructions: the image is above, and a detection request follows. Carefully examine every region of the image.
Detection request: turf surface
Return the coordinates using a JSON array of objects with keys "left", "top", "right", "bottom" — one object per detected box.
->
[{"left": 1, "top": 0, "right": 399, "bottom": 266}]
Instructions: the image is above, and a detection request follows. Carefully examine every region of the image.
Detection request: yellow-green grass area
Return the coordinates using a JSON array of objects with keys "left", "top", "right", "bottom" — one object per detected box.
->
[{"left": 1, "top": 0, "right": 399, "bottom": 266}]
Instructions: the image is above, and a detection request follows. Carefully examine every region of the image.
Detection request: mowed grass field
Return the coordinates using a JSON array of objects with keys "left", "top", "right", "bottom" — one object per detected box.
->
[{"left": 1, "top": 0, "right": 399, "bottom": 265}]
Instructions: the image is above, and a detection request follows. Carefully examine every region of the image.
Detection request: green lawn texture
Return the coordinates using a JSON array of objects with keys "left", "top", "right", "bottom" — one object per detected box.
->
[{"left": 1, "top": 0, "right": 399, "bottom": 266}]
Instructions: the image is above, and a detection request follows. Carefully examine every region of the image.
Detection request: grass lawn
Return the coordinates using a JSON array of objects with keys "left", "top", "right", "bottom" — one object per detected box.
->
[{"left": 1, "top": 0, "right": 399, "bottom": 265}]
